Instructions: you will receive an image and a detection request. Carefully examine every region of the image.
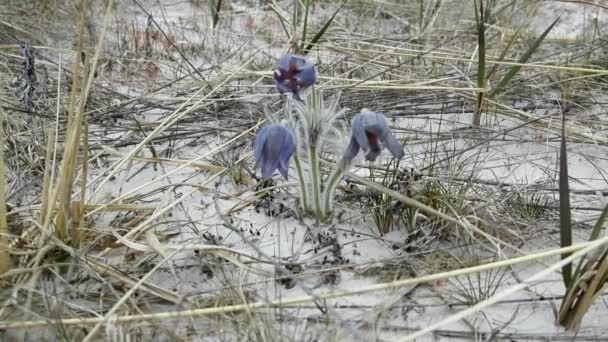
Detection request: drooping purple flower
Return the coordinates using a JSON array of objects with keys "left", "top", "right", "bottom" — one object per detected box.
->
[
  {"left": 273, "top": 54, "right": 317, "bottom": 100},
  {"left": 254, "top": 123, "right": 295, "bottom": 180},
  {"left": 343, "top": 109, "right": 404, "bottom": 162}
]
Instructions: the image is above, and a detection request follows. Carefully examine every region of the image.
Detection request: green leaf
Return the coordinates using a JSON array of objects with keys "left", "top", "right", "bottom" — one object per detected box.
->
[
  {"left": 300, "top": 0, "right": 311, "bottom": 51},
  {"left": 589, "top": 205, "right": 608, "bottom": 241},
  {"left": 573, "top": 204, "right": 608, "bottom": 277},
  {"left": 475, "top": 0, "right": 486, "bottom": 90},
  {"left": 559, "top": 112, "right": 573, "bottom": 289},
  {"left": 486, "top": 28, "right": 521, "bottom": 81},
  {"left": 303, "top": 0, "right": 347, "bottom": 55},
  {"left": 473, "top": 0, "right": 486, "bottom": 127},
  {"left": 208, "top": 0, "right": 222, "bottom": 29},
  {"left": 489, "top": 17, "right": 560, "bottom": 97}
]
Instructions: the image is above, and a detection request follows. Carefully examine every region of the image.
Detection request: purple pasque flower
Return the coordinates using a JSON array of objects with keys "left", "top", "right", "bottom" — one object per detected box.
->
[
  {"left": 254, "top": 123, "right": 295, "bottom": 180},
  {"left": 273, "top": 54, "right": 317, "bottom": 100},
  {"left": 343, "top": 109, "right": 404, "bottom": 162}
]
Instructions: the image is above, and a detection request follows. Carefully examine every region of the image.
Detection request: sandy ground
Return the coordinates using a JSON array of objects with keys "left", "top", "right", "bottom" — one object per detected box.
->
[{"left": 2, "top": 0, "right": 608, "bottom": 341}]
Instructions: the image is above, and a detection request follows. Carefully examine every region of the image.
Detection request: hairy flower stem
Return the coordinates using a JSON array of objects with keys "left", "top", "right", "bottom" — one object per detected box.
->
[
  {"left": 323, "top": 162, "right": 346, "bottom": 220},
  {"left": 293, "top": 154, "right": 308, "bottom": 212},
  {"left": 309, "top": 144, "right": 322, "bottom": 218}
]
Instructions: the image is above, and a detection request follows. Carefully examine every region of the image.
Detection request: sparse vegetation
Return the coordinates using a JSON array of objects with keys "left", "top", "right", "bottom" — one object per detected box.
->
[
  {"left": 0, "top": 0, "right": 607, "bottom": 341},
  {"left": 367, "top": 160, "right": 403, "bottom": 235},
  {"left": 511, "top": 191, "right": 550, "bottom": 219}
]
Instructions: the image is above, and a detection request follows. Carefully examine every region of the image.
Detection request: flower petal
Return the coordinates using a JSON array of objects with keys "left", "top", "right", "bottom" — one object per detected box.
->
[
  {"left": 351, "top": 113, "right": 371, "bottom": 152},
  {"left": 279, "top": 127, "right": 295, "bottom": 163},
  {"left": 278, "top": 160, "right": 289, "bottom": 180},
  {"left": 254, "top": 124, "right": 295, "bottom": 180},
  {"left": 276, "top": 54, "right": 298, "bottom": 72},
  {"left": 294, "top": 62, "right": 317, "bottom": 88},
  {"left": 347, "top": 109, "right": 404, "bottom": 162},
  {"left": 276, "top": 81, "right": 293, "bottom": 95},
  {"left": 273, "top": 69, "right": 283, "bottom": 82},
  {"left": 261, "top": 157, "right": 280, "bottom": 179},
  {"left": 365, "top": 141, "right": 382, "bottom": 162},
  {"left": 274, "top": 54, "right": 316, "bottom": 99},
  {"left": 278, "top": 127, "right": 295, "bottom": 179},
  {"left": 381, "top": 128, "right": 404, "bottom": 160},
  {"left": 254, "top": 126, "right": 270, "bottom": 169},
  {"left": 360, "top": 109, "right": 388, "bottom": 138},
  {"left": 342, "top": 135, "right": 360, "bottom": 162}
]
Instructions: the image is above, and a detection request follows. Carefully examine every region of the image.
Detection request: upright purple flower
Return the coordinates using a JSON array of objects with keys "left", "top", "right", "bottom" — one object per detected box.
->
[
  {"left": 254, "top": 123, "right": 295, "bottom": 180},
  {"left": 273, "top": 54, "right": 317, "bottom": 100},
  {"left": 342, "top": 109, "right": 404, "bottom": 162}
]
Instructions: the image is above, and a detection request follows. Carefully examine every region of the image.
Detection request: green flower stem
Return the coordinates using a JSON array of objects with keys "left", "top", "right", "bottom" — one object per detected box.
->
[
  {"left": 309, "top": 144, "right": 322, "bottom": 218},
  {"left": 293, "top": 153, "right": 308, "bottom": 212},
  {"left": 323, "top": 161, "right": 346, "bottom": 219}
]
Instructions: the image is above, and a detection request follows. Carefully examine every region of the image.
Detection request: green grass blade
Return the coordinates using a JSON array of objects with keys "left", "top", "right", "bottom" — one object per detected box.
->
[
  {"left": 300, "top": 0, "right": 311, "bottom": 51},
  {"left": 588, "top": 204, "right": 608, "bottom": 242},
  {"left": 573, "top": 204, "right": 608, "bottom": 276},
  {"left": 486, "top": 28, "right": 521, "bottom": 81},
  {"left": 473, "top": 0, "right": 486, "bottom": 127},
  {"left": 303, "top": 0, "right": 347, "bottom": 55},
  {"left": 291, "top": 0, "right": 300, "bottom": 51},
  {"left": 559, "top": 113, "right": 573, "bottom": 289},
  {"left": 209, "top": 0, "right": 222, "bottom": 29},
  {"left": 489, "top": 17, "right": 559, "bottom": 97},
  {"left": 475, "top": 0, "right": 485, "bottom": 90}
]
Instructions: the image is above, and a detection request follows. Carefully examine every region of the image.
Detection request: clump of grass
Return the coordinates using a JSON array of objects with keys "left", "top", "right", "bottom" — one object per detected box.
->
[
  {"left": 357, "top": 157, "right": 475, "bottom": 238},
  {"left": 557, "top": 113, "right": 608, "bottom": 330},
  {"left": 401, "top": 178, "right": 472, "bottom": 235},
  {"left": 506, "top": 191, "right": 550, "bottom": 221},
  {"left": 449, "top": 254, "right": 510, "bottom": 306},
  {"left": 50, "top": 1, "right": 112, "bottom": 246},
  {"left": 212, "top": 141, "right": 249, "bottom": 185},
  {"left": 367, "top": 160, "right": 402, "bottom": 235}
]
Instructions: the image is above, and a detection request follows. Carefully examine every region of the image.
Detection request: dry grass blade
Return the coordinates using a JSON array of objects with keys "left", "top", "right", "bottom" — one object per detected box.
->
[
  {"left": 81, "top": 247, "right": 182, "bottom": 342},
  {"left": 0, "top": 108, "right": 10, "bottom": 278},
  {"left": 0, "top": 240, "right": 602, "bottom": 330},
  {"left": 38, "top": 128, "right": 55, "bottom": 226},
  {"left": 88, "top": 52, "right": 261, "bottom": 203},
  {"left": 344, "top": 171, "right": 519, "bottom": 254},
  {"left": 50, "top": 0, "right": 113, "bottom": 244},
  {"left": 397, "top": 235, "right": 608, "bottom": 341}
]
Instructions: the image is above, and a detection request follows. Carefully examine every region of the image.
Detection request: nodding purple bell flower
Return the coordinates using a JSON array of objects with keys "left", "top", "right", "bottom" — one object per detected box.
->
[
  {"left": 273, "top": 54, "right": 317, "bottom": 101},
  {"left": 343, "top": 109, "right": 404, "bottom": 163},
  {"left": 254, "top": 123, "right": 295, "bottom": 180}
]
